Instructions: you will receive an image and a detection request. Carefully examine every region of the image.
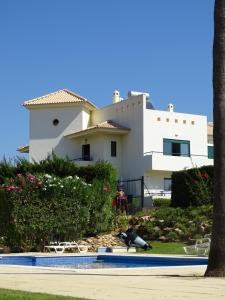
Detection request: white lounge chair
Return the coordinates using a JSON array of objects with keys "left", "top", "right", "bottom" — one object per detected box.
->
[
  {"left": 183, "top": 237, "right": 210, "bottom": 256},
  {"left": 44, "top": 242, "right": 88, "bottom": 254},
  {"left": 59, "top": 242, "right": 88, "bottom": 253},
  {"left": 44, "top": 244, "right": 64, "bottom": 253}
]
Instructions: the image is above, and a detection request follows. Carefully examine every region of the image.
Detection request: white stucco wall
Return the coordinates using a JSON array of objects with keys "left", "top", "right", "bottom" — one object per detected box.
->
[
  {"left": 92, "top": 95, "right": 146, "bottom": 179},
  {"left": 75, "top": 134, "right": 122, "bottom": 174},
  {"left": 29, "top": 105, "right": 90, "bottom": 161},
  {"left": 144, "top": 171, "right": 172, "bottom": 194},
  {"left": 143, "top": 108, "right": 213, "bottom": 171}
]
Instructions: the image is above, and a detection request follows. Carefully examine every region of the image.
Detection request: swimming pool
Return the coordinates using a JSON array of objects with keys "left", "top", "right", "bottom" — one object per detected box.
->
[{"left": 0, "top": 255, "right": 208, "bottom": 269}]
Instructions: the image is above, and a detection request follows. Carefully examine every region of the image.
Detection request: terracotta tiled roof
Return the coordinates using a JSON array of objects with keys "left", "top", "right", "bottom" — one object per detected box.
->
[
  {"left": 23, "top": 89, "right": 96, "bottom": 110},
  {"left": 17, "top": 145, "right": 29, "bottom": 153},
  {"left": 65, "top": 120, "right": 130, "bottom": 138},
  {"left": 87, "top": 120, "right": 129, "bottom": 130}
]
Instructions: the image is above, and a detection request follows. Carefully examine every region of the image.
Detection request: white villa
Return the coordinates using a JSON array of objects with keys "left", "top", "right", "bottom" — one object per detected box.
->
[{"left": 18, "top": 89, "right": 214, "bottom": 199}]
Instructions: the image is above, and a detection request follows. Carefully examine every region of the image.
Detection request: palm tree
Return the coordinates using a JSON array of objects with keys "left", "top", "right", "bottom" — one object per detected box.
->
[{"left": 205, "top": 0, "right": 225, "bottom": 277}]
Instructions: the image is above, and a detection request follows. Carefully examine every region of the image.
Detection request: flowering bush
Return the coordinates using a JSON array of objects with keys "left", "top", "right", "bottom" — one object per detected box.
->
[
  {"left": 0, "top": 172, "right": 116, "bottom": 251},
  {"left": 171, "top": 166, "right": 213, "bottom": 208}
]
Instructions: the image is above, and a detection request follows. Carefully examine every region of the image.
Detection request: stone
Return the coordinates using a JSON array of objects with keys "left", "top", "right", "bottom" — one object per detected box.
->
[
  {"left": 174, "top": 228, "right": 183, "bottom": 234},
  {"left": 153, "top": 226, "right": 161, "bottom": 231},
  {"left": 158, "top": 236, "right": 167, "bottom": 242}
]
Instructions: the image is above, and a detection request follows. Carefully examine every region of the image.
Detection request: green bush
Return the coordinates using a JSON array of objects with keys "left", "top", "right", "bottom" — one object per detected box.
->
[
  {"left": 0, "top": 157, "right": 117, "bottom": 251},
  {"left": 0, "top": 158, "right": 16, "bottom": 184},
  {"left": 153, "top": 198, "right": 171, "bottom": 207},
  {"left": 167, "top": 231, "right": 179, "bottom": 242},
  {"left": 171, "top": 165, "right": 213, "bottom": 208},
  {"left": 0, "top": 155, "right": 117, "bottom": 184},
  {"left": 132, "top": 205, "right": 212, "bottom": 242}
]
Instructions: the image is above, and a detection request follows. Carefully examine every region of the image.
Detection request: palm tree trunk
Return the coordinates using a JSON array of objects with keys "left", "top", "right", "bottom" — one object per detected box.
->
[{"left": 205, "top": 0, "right": 225, "bottom": 277}]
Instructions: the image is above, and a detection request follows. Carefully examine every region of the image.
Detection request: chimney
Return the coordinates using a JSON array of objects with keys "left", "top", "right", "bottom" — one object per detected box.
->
[
  {"left": 167, "top": 103, "right": 174, "bottom": 112},
  {"left": 112, "top": 90, "right": 120, "bottom": 104}
]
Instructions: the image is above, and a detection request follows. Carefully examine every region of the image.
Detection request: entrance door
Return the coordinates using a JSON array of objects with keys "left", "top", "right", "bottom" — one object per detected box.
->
[{"left": 82, "top": 144, "right": 90, "bottom": 161}]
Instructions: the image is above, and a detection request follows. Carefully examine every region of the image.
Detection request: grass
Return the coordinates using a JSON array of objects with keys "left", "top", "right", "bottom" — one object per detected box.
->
[
  {"left": 0, "top": 289, "right": 88, "bottom": 300},
  {"left": 138, "top": 241, "right": 186, "bottom": 255}
]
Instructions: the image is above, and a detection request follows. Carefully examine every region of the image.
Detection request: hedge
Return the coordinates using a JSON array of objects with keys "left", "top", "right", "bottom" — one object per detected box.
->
[
  {"left": 0, "top": 157, "right": 117, "bottom": 251},
  {"left": 0, "top": 155, "right": 119, "bottom": 183},
  {"left": 171, "top": 165, "right": 213, "bottom": 208}
]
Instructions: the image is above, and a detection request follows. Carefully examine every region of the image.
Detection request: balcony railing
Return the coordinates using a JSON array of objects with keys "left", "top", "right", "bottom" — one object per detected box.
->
[{"left": 144, "top": 151, "right": 213, "bottom": 171}]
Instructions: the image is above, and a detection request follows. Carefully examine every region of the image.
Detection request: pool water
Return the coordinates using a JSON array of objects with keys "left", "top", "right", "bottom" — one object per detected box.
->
[{"left": 0, "top": 255, "right": 208, "bottom": 269}]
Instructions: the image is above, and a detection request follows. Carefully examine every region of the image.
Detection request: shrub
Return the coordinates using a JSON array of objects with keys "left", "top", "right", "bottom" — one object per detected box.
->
[
  {"left": 0, "top": 168, "right": 117, "bottom": 251},
  {"left": 132, "top": 205, "right": 213, "bottom": 242},
  {"left": 0, "top": 158, "right": 16, "bottom": 184},
  {"left": 0, "top": 156, "right": 117, "bottom": 184},
  {"left": 167, "top": 231, "right": 179, "bottom": 242},
  {"left": 171, "top": 165, "right": 213, "bottom": 207},
  {"left": 153, "top": 198, "right": 171, "bottom": 207}
]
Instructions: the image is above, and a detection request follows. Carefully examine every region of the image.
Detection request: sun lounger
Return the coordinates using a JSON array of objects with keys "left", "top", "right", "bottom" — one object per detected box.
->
[
  {"left": 44, "top": 245, "right": 64, "bottom": 253},
  {"left": 59, "top": 242, "right": 88, "bottom": 253},
  {"left": 44, "top": 242, "right": 88, "bottom": 254},
  {"left": 183, "top": 237, "right": 210, "bottom": 256}
]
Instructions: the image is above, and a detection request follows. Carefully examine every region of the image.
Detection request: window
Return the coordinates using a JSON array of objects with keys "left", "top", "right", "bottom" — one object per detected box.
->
[
  {"left": 53, "top": 119, "right": 59, "bottom": 126},
  {"left": 82, "top": 144, "right": 90, "bottom": 161},
  {"left": 164, "top": 178, "right": 172, "bottom": 191},
  {"left": 111, "top": 141, "right": 117, "bottom": 157},
  {"left": 208, "top": 146, "right": 214, "bottom": 159},
  {"left": 163, "top": 139, "right": 190, "bottom": 157}
]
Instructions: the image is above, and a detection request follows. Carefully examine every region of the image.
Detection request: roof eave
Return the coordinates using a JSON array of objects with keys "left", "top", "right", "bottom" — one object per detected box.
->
[
  {"left": 65, "top": 128, "right": 130, "bottom": 139},
  {"left": 22, "top": 102, "right": 97, "bottom": 111},
  {"left": 17, "top": 145, "right": 29, "bottom": 153}
]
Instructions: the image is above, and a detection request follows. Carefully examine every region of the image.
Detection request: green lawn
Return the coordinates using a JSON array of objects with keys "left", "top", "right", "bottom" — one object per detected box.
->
[
  {"left": 0, "top": 289, "right": 88, "bottom": 300},
  {"left": 138, "top": 241, "right": 186, "bottom": 255}
]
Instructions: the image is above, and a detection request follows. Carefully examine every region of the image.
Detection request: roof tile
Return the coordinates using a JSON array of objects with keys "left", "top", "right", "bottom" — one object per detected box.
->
[{"left": 23, "top": 89, "right": 96, "bottom": 110}]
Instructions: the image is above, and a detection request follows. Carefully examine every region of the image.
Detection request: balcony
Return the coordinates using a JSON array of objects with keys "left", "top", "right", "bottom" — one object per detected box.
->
[{"left": 144, "top": 151, "right": 213, "bottom": 172}]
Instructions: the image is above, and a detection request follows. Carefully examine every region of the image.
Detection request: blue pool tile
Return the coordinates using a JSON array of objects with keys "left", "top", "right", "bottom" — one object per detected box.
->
[{"left": 0, "top": 255, "right": 208, "bottom": 269}]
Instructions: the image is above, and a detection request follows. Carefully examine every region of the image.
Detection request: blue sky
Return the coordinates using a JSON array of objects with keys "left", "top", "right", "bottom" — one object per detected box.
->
[{"left": 0, "top": 0, "right": 214, "bottom": 160}]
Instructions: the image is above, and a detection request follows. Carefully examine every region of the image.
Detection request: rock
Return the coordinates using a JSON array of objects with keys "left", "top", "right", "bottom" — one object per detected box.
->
[
  {"left": 78, "top": 233, "right": 124, "bottom": 252},
  {"left": 163, "top": 227, "right": 173, "bottom": 232},
  {"left": 174, "top": 228, "right": 183, "bottom": 234},
  {"left": 153, "top": 226, "right": 161, "bottom": 231},
  {"left": 140, "top": 216, "right": 151, "bottom": 222},
  {"left": 158, "top": 236, "right": 167, "bottom": 242}
]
